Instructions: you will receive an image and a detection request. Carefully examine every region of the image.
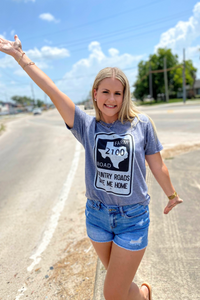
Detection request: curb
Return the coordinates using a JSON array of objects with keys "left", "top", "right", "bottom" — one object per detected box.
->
[
  {"left": 136, "top": 99, "right": 200, "bottom": 109},
  {"left": 93, "top": 258, "right": 106, "bottom": 300}
]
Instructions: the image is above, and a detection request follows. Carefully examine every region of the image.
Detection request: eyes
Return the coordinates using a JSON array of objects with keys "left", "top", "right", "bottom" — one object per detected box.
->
[{"left": 103, "top": 91, "right": 121, "bottom": 95}]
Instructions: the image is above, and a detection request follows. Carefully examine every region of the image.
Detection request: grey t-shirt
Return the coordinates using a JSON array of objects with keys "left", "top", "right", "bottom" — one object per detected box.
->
[{"left": 66, "top": 105, "right": 163, "bottom": 206}]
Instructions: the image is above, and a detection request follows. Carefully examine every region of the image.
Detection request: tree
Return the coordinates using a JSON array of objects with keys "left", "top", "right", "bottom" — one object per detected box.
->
[
  {"left": 133, "top": 48, "right": 197, "bottom": 101},
  {"left": 11, "top": 96, "right": 44, "bottom": 107},
  {"left": 36, "top": 99, "right": 44, "bottom": 107},
  {"left": 11, "top": 96, "right": 34, "bottom": 107}
]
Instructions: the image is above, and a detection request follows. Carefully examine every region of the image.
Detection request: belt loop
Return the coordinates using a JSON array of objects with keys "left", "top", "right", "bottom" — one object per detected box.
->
[
  {"left": 97, "top": 201, "right": 101, "bottom": 210},
  {"left": 119, "top": 206, "right": 124, "bottom": 216}
]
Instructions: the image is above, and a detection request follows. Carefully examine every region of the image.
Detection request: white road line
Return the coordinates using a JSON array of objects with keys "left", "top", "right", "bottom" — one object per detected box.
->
[{"left": 15, "top": 141, "right": 81, "bottom": 300}]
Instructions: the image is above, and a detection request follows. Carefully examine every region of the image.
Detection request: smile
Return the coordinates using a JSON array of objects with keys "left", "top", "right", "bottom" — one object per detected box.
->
[{"left": 104, "top": 104, "right": 117, "bottom": 108}]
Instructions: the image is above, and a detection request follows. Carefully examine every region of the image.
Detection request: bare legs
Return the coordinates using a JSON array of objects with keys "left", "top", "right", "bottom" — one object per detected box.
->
[{"left": 90, "top": 240, "right": 150, "bottom": 300}]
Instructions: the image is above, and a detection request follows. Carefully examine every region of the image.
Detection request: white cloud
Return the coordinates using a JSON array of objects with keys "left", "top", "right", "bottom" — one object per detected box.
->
[
  {"left": 44, "top": 39, "right": 52, "bottom": 45},
  {"left": 13, "top": 69, "right": 26, "bottom": 77},
  {"left": 26, "top": 46, "right": 70, "bottom": 60},
  {"left": 56, "top": 41, "right": 144, "bottom": 103},
  {"left": 155, "top": 2, "right": 200, "bottom": 55},
  {"left": 0, "top": 42, "right": 144, "bottom": 103},
  {"left": 0, "top": 56, "right": 14, "bottom": 68},
  {"left": 154, "top": 2, "right": 200, "bottom": 78},
  {"left": 187, "top": 45, "right": 200, "bottom": 57},
  {"left": 39, "top": 13, "right": 60, "bottom": 23},
  {"left": 0, "top": 32, "right": 6, "bottom": 39},
  {"left": 10, "top": 30, "right": 15, "bottom": 37},
  {"left": 0, "top": 46, "right": 70, "bottom": 69},
  {"left": 13, "top": 61, "right": 49, "bottom": 77},
  {"left": 108, "top": 48, "right": 119, "bottom": 57},
  {"left": 187, "top": 44, "right": 200, "bottom": 78}
]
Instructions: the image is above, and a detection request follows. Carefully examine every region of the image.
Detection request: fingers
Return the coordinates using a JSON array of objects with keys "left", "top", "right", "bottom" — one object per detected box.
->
[
  {"left": 164, "top": 206, "right": 174, "bottom": 214},
  {"left": 14, "top": 35, "right": 20, "bottom": 43},
  {"left": 164, "top": 198, "right": 183, "bottom": 214},
  {"left": 164, "top": 204, "right": 174, "bottom": 214},
  {"left": 12, "top": 35, "right": 22, "bottom": 51}
]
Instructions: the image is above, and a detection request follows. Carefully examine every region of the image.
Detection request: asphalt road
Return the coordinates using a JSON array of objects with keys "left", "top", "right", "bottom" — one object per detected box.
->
[
  {"left": 134, "top": 149, "right": 200, "bottom": 300},
  {"left": 0, "top": 102, "right": 199, "bottom": 299},
  {"left": 138, "top": 104, "right": 200, "bottom": 157},
  {"left": 92, "top": 102, "right": 200, "bottom": 300},
  {"left": 94, "top": 148, "right": 200, "bottom": 299},
  {"left": 0, "top": 110, "right": 85, "bottom": 299}
]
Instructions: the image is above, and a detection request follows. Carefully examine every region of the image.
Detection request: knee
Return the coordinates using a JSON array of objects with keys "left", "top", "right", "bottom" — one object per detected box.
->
[
  {"left": 103, "top": 290, "right": 116, "bottom": 300},
  {"left": 103, "top": 285, "right": 125, "bottom": 300},
  {"left": 104, "top": 284, "right": 114, "bottom": 300}
]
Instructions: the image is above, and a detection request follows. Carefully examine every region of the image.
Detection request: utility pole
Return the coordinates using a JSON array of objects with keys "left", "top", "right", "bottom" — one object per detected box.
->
[
  {"left": 5, "top": 92, "right": 8, "bottom": 103},
  {"left": 44, "top": 92, "right": 47, "bottom": 109},
  {"left": 164, "top": 56, "right": 169, "bottom": 102},
  {"left": 182, "top": 48, "right": 186, "bottom": 104},
  {"left": 30, "top": 82, "right": 36, "bottom": 107},
  {"left": 149, "top": 60, "right": 153, "bottom": 99}
]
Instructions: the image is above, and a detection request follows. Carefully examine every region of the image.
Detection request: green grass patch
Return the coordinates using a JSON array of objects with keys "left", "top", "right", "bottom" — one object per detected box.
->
[
  {"left": 0, "top": 123, "right": 6, "bottom": 134},
  {"left": 135, "top": 98, "right": 200, "bottom": 106}
]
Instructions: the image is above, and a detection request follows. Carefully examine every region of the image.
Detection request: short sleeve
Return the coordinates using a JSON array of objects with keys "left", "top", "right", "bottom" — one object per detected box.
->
[
  {"left": 65, "top": 105, "right": 93, "bottom": 147},
  {"left": 144, "top": 119, "right": 163, "bottom": 155}
]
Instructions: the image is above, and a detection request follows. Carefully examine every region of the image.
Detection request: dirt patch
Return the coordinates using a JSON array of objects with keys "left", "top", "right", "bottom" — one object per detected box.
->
[
  {"left": 46, "top": 143, "right": 200, "bottom": 300},
  {"left": 20, "top": 205, "right": 98, "bottom": 299},
  {"left": 47, "top": 237, "right": 97, "bottom": 299},
  {"left": 0, "top": 114, "right": 30, "bottom": 137},
  {"left": 33, "top": 197, "right": 98, "bottom": 300},
  {"left": 161, "top": 143, "right": 200, "bottom": 159}
]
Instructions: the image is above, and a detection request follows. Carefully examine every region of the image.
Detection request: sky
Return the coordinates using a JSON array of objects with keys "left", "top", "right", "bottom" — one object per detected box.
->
[{"left": 0, "top": 0, "right": 200, "bottom": 104}]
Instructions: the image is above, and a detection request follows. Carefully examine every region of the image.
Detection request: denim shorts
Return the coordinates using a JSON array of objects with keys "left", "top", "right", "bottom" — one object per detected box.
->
[{"left": 85, "top": 199, "right": 150, "bottom": 251}]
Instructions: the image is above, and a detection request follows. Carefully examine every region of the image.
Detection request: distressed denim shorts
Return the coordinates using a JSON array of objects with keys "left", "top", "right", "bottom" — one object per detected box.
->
[{"left": 85, "top": 199, "right": 150, "bottom": 251}]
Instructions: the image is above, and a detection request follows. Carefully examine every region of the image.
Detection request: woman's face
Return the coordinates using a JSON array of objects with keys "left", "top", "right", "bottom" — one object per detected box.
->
[{"left": 94, "top": 77, "right": 124, "bottom": 123}]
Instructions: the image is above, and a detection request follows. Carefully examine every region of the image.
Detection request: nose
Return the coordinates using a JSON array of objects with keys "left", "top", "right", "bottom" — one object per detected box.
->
[{"left": 109, "top": 94, "right": 115, "bottom": 101}]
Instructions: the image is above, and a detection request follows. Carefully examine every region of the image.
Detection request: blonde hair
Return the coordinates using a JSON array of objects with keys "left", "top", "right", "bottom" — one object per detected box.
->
[{"left": 92, "top": 67, "right": 158, "bottom": 139}]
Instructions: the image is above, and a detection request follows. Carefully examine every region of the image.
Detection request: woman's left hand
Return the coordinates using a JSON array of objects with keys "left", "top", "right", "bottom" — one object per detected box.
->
[{"left": 164, "top": 195, "right": 183, "bottom": 214}]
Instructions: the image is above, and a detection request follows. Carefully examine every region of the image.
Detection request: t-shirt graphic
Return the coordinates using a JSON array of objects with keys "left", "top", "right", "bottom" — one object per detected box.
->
[{"left": 94, "top": 132, "right": 135, "bottom": 196}]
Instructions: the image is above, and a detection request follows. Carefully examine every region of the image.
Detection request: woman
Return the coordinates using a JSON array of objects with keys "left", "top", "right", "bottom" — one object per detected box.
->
[{"left": 0, "top": 35, "right": 183, "bottom": 300}]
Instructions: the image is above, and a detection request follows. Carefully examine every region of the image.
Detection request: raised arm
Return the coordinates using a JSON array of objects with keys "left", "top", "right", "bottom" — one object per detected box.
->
[
  {"left": 145, "top": 152, "right": 183, "bottom": 214},
  {"left": 0, "top": 35, "right": 75, "bottom": 128}
]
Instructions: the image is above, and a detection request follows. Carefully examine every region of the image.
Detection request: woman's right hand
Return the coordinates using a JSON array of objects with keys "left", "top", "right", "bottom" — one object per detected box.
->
[
  {"left": 0, "top": 34, "right": 75, "bottom": 127},
  {"left": 0, "top": 35, "right": 23, "bottom": 58}
]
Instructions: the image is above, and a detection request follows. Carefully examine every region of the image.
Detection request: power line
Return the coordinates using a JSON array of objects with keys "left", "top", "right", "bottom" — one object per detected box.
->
[
  {"left": 0, "top": 8, "right": 196, "bottom": 88},
  {"left": 0, "top": 67, "right": 28, "bottom": 84},
  {"left": 182, "top": 48, "right": 186, "bottom": 103},
  {"left": 31, "top": 13, "right": 189, "bottom": 54},
  {"left": 44, "top": 10, "right": 190, "bottom": 49},
  {"left": 164, "top": 56, "right": 169, "bottom": 102},
  {"left": 0, "top": 65, "right": 138, "bottom": 92},
  {"left": 2, "top": 12, "right": 189, "bottom": 65},
  {"left": 35, "top": 66, "right": 138, "bottom": 83},
  {"left": 134, "top": 64, "right": 183, "bottom": 86},
  {"left": 68, "top": 24, "right": 176, "bottom": 54},
  {"left": 22, "top": 0, "right": 165, "bottom": 41}
]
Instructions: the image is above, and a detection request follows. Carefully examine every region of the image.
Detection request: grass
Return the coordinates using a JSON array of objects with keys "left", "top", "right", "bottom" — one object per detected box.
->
[
  {"left": 135, "top": 98, "right": 200, "bottom": 106},
  {"left": 0, "top": 123, "right": 5, "bottom": 134}
]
